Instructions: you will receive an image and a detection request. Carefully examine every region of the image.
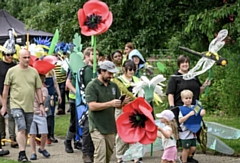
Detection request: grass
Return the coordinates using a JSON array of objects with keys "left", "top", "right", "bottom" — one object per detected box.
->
[{"left": 0, "top": 158, "right": 18, "bottom": 163}]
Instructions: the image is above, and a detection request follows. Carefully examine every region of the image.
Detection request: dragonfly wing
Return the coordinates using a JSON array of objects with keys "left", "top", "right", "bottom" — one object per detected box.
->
[
  {"left": 209, "top": 29, "right": 228, "bottom": 53},
  {"left": 207, "top": 132, "right": 234, "bottom": 155},
  {"left": 206, "top": 122, "right": 240, "bottom": 139}
]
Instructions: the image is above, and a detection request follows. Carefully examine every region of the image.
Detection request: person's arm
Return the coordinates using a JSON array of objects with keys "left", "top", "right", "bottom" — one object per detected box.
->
[
  {"left": 200, "top": 79, "right": 211, "bottom": 94},
  {"left": 88, "top": 99, "right": 121, "bottom": 111},
  {"left": 35, "top": 88, "right": 45, "bottom": 116},
  {"left": 66, "top": 78, "right": 76, "bottom": 94},
  {"left": 200, "top": 109, "right": 206, "bottom": 117},
  {"left": 157, "top": 126, "right": 172, "bottom": 139},
  {"left": 168, "top": 94, "right": 175, "bottom": 107},
  {"left": 53, "top": 70, "right": 62, "bottom": 103},
  {"left": 179, "top": 110, "right": 195, "bottom": 124},
  {"left": 0, "top": 94, "right": 3, "bottom": 106},
  {"left": 1, "top": 85, "right": 9, "bottom": 116}
]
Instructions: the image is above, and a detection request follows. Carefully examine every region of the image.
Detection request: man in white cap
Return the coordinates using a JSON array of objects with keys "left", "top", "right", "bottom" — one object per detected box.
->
[{"left": 85, "top": 60, "right": 123, "bottom": 163}]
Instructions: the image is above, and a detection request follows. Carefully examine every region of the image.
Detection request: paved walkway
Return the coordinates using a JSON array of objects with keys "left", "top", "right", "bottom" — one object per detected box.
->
[{"left": 2, "top": 136, "right": 240, "bottom": 163}]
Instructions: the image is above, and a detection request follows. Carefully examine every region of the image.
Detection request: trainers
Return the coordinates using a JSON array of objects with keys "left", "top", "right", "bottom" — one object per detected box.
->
[
  {"left": 187, "top": 156, "right": 198, "bottom": 163},
  {"left": 18, "top": 155, "right": 30, "bottom": 162},
  {"left": 49, "top": 136, "right": 58, "bottom": 143},
  {"left": 10, "top": 138, "right": 18, "bottom": 148},
  {"left": 83, "top": 154, "right": 92, "bottom": 163},
  {"left": 64, "top": 140, "right": 74, "bottom": 153},
  {"left": 0, "top": 149, "right": 10, "bottom": 156},
  {"left": 38, "top": 148, "right": 50, "bottom": 158},
  {"left": 30, "top": 154, "right": 37, "bottom": 160},
  {"left": 74, "top": 140, "right": 82, "bottom": 150}
]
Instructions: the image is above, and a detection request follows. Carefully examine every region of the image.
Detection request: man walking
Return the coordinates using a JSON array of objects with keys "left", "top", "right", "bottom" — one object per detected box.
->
[
  {"left": 1, "top": 49, "right": 45, "bottom": 162},
  {"left": 85, "top": 60, "right": 122, "bottom": 163},
  {"left": 0, "top": 51, "right": 18, "bottom": 148}
]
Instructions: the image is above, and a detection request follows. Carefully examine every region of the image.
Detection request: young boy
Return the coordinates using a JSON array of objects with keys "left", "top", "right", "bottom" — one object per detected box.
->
[
  {"left": 178, "top": 90, "right": 206, "bottom": 163},
  {"left": 29, "top": 74, "right": 51, "bottom": 160}
]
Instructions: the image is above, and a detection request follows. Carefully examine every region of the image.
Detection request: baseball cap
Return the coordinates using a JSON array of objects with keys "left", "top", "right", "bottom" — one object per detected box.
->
[
  {"left": 99, "top": 60, "right": 119, "bottom": 73},
  {"left": 156, "top": 110, "right": 175, "bottom": 121}
]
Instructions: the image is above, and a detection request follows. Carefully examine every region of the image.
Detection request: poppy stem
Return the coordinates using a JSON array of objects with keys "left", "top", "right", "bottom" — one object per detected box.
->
[{"left": 92, "top": 35, "right": 97, "bottom": 78}]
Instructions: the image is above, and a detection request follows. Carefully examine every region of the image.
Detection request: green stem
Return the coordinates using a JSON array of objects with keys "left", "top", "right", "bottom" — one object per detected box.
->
[
  {"left": 92, "top": 35, "right": 97, "bottom": 78},
  {"left": 205, "top": 68, "right": 212, "bottom": 96}
]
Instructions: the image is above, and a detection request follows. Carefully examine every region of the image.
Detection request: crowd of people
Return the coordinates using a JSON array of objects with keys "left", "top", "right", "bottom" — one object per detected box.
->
[{"left": 0, "top": 41, "right": 210, "bottom": 163}]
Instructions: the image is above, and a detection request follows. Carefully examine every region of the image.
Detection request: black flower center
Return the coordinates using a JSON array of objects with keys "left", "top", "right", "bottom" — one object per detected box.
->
[
  {"left": 129, "top": 109, "right": 147, "bottom": 128},
  {"left": 84, "top": 13, "right": 102, "bottom": 30}
]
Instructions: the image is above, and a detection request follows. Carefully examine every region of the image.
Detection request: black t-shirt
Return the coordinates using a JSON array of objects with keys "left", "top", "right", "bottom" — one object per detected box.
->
[
  {"left": 0, "top": 60, "right": 16, "bottom": 95},
  {"left": 166, "top": 71, "right": 202, "bottom": 106}
]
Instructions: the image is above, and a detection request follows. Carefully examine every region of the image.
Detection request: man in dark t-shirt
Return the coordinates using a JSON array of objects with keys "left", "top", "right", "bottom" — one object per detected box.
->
[{"left": 0, "top": 51, "right": 17, "bottom": 156}]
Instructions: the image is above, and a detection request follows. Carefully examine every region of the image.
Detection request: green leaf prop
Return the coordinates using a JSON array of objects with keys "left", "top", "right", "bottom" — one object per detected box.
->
[
  {"left": 48, "top": 29, "right": 59, "bottom": 55},
  {"left": 70, "top": 33, "right": 84, "bottom": 73},
  {"left": 157, "top": 62, "right": 166, "bottom": 73}
]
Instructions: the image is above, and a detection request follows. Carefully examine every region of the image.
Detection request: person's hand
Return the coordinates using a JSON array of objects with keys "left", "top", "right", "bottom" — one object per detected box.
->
[
  {"left": 203, "top": 79, "right": 211, "bottom": 88},
  {"left": 39, "top": 105, "right": 45, "bottom": 117},
  {"left": 111, "top": 99, "right": 122, "bottom": 108},
  {"left": 58, "top": 96, "right": 62, "bottom": 104},
  {"left": 189, "top": 110, "right": 195, "bottom": 116},
  {"left": 0, "top": 106, "right": 7, "bottom": 116},
  {"left": 122, "top": 96, "right": 131, "bottom": 105}
]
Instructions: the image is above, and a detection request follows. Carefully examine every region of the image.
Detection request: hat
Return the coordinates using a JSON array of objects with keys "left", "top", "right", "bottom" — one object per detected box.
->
[
  {"left": 99, "top": 60, "right": 119, "bottom": 73},
  {"left": 156, "top": 110, "right": 175, "bottom": 121}
]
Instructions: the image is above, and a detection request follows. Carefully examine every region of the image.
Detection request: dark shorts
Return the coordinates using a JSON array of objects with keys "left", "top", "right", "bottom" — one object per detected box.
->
[
  {"left": 11, "top": 108, "right": 33, "bottom": 133},
  {"left": 180, "top": 138, "right": 196, "bottom": 149}
]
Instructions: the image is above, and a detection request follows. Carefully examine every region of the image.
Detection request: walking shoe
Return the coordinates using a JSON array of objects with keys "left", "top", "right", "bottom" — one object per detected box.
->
[
  {"left": 83, "top": 154, "right": 92, "bottom": 163},
  {"left": 46, "top": 139, "right": 51, "bottom": 145},
  {"left": 74, "top": 140, "right": 82, "bottom": 150},
  {"left": 49, "top": 136, "right": 58, "bottom": 143},
  {"left": 30, "top": 154, "right": 37, "bottom": 160},
  {"left": 0, "top": 149, "right": 10, "bottom": 156},
  {"left": 11, "top": 138, "right": 18, "bottom": 148},
  {"left": 38, "top": 148, "right": 50, "bottom": 158},
  {"left": 18, "top": 155, "right": 30, "bottom": 162},
  {"left": 187, "top": 156, "right": 198, "bottom": 163},
  {"left": 64, "top": 140, "right": 74, "bottom": 153}
]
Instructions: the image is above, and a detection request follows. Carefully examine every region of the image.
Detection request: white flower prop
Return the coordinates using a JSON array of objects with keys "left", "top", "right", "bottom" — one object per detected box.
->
[{"left": 132, "top": 74, "right": 166, "bottom": 105}]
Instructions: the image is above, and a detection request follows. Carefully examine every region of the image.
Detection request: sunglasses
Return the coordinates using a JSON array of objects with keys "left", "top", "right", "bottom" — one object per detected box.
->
[
  {"left": 23, "top": 56, "right": 30, "bottom": 59},
  {"left": 128, "top": 68, "right": 135, "bottom": 71},
  {"left": 5, "top": 54, "right": 14, "bottom": 57}
]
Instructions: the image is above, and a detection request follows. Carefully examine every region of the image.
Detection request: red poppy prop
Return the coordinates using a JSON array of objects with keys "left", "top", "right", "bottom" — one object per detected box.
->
[
  {"left": 29, "top": 55, "right": 38, "bottom": 67},
  {"left": 33, "top": 60, "right": 55, "bottom": 75},
  {"left": 116, "top": 97, "right": 157, "bottom": 144},
  {"left": 78, "top": 0, "right": 113, "bottom": 36},
  {"left": 42, "top": 55, "right": 58, "bottom": 65}
]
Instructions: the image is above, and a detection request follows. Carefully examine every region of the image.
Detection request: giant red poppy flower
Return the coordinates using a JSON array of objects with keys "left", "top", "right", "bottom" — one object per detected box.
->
[
  {"left": 78, "top": 0, "right": 113, "bottom": 36},
  {"left": 33, "top": 60, "right": 55, "bottom": 75},
  {"left": 116, "top": 97, "right": 157, "bottom": 144}
]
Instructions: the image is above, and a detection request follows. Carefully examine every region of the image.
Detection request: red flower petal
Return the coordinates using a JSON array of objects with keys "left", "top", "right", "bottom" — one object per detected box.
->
[
  {"left": 116, "top": 112, "right": 145, "bottom": 143},
  {"left": 98, "top": 12, "right": 113, "bottom": 34},
  {"left": 33, "top": 60, "right": 55, "bottom": 75},
  {"left": 83, "top": 0, "right": 109, "bottom": 20},
  {"left": 144, "top": 119, "right": 157, "bottom": 132},
  {"left": 30, "top": 55, "right": 38, "bottom": 66},
  {"left": 78, "top": 9, "right": 85, "bottom": 28},
  {"left": 139, "top": 127, "right": 157, "bottom": 144}
]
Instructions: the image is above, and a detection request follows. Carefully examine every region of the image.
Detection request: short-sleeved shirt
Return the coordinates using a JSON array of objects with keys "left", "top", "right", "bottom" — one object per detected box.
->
[
  {"left": 178, "top": 108, "right": 195, "bottom": 140},
  {"left": 33, "top": 86, "right": 48, "bottom": 113},
  {"left": 4, "top": 65, "right": 42, "bottom": 112},
  {"left": 85, "top": 78, "right": 121, "bottom": 134},
  {"left": 161, "top": 125, "right": 177, "bottom": 149},
  {"left": 166, "top": 71, "right": 202, "bottom": 106}
]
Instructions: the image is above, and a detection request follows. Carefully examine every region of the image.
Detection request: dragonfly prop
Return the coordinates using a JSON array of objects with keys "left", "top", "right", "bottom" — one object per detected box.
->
[{"left": 176, "top": 29, "right": 228, "bottom": 80}]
